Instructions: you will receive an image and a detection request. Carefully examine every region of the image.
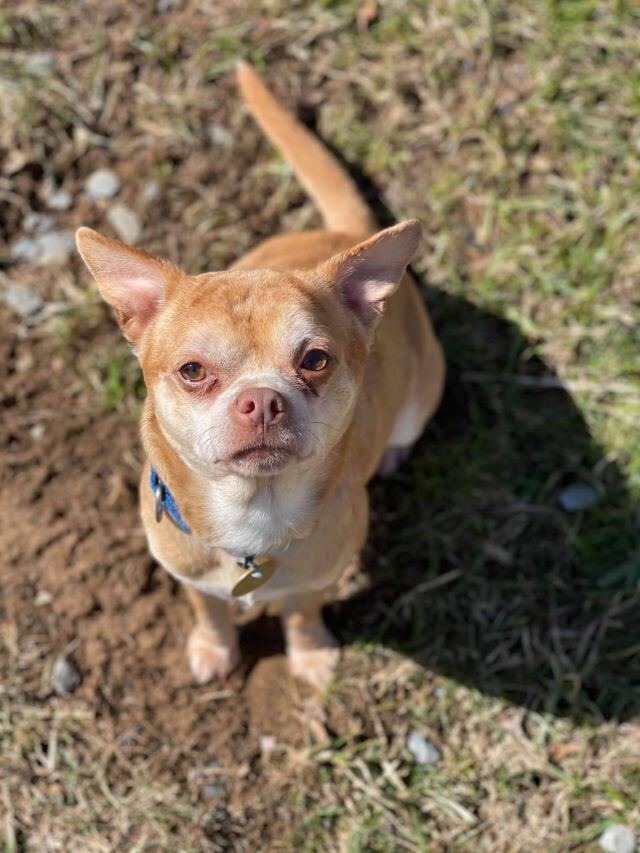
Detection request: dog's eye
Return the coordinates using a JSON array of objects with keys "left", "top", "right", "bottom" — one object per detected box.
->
[
  {"left": 301, "top": 349, "right": 330, "bottom": 372},
  {"left": 179, "top": 362, "right": 207, "bottom": 382}
]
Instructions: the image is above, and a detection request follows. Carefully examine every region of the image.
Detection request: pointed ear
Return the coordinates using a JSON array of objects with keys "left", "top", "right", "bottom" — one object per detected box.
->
[
  {"left": 318, "top": 220, "right": 422, "bottom": 327},
  {"left": 75, "top": 227, "right": 183, "bottom": 343}
]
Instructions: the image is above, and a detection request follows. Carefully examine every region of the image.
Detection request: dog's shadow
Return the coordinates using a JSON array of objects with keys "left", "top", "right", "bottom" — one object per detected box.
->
[{"left": 324, "top": 285, "right": 640, "bottom": 723}]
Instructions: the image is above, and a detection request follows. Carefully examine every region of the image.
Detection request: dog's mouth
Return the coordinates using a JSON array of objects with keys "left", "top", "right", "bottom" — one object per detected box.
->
[{"left": 229, "top": 441, "right": 296, "bottom": 473}]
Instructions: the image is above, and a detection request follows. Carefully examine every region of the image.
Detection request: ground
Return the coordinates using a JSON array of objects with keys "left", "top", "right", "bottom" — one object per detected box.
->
[{"left": 1, "top": 1, "right": 640, "bottom": 850}]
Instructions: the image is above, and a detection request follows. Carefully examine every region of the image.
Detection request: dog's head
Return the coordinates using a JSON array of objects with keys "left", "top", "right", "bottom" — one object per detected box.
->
[{"left": 76, "top": 221, "right": 420, "bottom": 479}]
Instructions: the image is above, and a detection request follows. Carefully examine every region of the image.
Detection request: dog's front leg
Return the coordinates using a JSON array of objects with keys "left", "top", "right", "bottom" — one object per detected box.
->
[
  {"left": 281, "top": 591, "right": 339, "bottom": 690},
  {"left": 185, "top": 586, "right": 240, "bottom": 684}
]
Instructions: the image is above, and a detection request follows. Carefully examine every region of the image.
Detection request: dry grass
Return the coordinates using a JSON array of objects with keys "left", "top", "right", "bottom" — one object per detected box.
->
[{"left": 1, "top": 0, "right": 640, "bottom": 850}]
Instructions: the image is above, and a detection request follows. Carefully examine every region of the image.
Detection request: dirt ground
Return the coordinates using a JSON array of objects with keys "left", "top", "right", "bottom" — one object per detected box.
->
[
  {"left": 2, "top": 1, "right": 640, "bottom": 850},
  {"left": 1, "top": 304, "right": 344, "bottom": 847}
]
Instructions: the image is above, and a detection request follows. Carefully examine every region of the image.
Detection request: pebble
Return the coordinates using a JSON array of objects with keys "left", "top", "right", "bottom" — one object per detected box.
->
[
  {"left": 206, "top": 122, "right": 234, "bottom": 148},
  {"left": 24, "top": 52, "right": 55, "bottom": 76},
  {"left": 86, "top": 168, "right": 121, "bottom": 200},
  {"left": 47, "top": 188, "right": 73, "bottom": 211},
  {"left": 558, "top": 482, "right": 598, "bottom": 513},
  {"left": 24, "top": 211, "right": 55, "bottom": 233},
  {"left": 406, "top": 730, "right": 442, "bottom": 766},
  {"left": 36, "top": 230, "right": 76, "bottom": 266},
  {"left": 156, "top": 0, "right": 182, "bottom": 10},
  {"left": 600, "top": 824, "right": 636, "bottom": 853},
  {"left": 10, "top": 236, "right": 40, "bottom": 263},
  {"left": 11, "top": 231, "right": 74, "bottom": 265},
  {"left": 143, "top": 181, "right": 161, "bottom": 202},
  {"left": 106, "top": 203, "right": 142, "bottom": 244},
  {"left": 29, "top": 423, "right": 46, "bottom": 441},
  {"left": 201, "top": 783, "right": 225, "bottom": 800},
  {"left": 51, "top": 654, "right": 82, "bottom": 695},
  {"left": 34, "top": 589, "right": 53, "bottom": 607},
  {"left": 3, "top": 283, "right": 43, "bottom": 317}
]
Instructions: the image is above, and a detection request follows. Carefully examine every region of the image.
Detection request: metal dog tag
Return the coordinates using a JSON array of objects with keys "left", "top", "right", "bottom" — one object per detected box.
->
[{"left": 231, "top": 556, "right": 278, "bottom": 597}]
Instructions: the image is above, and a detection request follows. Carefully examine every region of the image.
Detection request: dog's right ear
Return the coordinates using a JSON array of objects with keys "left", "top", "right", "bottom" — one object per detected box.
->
[{"left": 76, "top": 227, "right": 183, "bottom": 343}]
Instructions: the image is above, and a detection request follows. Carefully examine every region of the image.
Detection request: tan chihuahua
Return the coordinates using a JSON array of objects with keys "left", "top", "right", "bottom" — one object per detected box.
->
[{"left": 76, "top": 64, "right": 445, "bottom": 689}]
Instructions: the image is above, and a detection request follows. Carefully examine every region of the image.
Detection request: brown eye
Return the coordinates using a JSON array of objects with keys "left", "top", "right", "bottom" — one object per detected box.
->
[
  {"left": 179, "top": 362, "right": 206, "bottom": 382},
  {"left": 301, "top": 349, "right": 330, "bottom": 372}
]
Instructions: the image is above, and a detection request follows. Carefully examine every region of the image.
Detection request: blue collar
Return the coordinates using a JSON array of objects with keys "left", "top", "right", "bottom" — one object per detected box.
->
[{"left": 150, "top": 466, "right": 191, "bottom": 534}]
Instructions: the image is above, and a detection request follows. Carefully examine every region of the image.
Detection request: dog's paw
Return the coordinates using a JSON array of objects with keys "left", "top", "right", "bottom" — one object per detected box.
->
[
  {"left": 187, "top": 627, "right": 240, "bottom": 684},
  {"left": 288, "top": 644, "right": 340, "bottom": 690}
]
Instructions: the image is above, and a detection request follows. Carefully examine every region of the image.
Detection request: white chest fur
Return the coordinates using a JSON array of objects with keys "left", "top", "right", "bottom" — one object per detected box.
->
[{"left": 202, "top": 464, "right": 320, "bottom": 557}]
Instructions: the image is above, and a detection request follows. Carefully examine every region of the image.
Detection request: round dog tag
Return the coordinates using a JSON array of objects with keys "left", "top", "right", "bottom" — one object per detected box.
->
[{"left": 231, "top": 558, "right": 278, "bottom": 597}]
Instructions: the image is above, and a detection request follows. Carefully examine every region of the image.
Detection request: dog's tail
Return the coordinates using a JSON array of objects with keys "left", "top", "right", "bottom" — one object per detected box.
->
[{"left": 236, "top": 62, "right": 376, "bottom": 236}]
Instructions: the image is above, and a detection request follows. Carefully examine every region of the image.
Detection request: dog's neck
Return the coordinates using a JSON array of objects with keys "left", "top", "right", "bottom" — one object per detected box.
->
[{"left": 141, "top": 405, "right": 345, "bottom": 557}]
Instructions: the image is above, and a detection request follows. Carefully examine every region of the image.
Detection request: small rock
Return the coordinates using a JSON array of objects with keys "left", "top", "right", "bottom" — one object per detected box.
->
[
  {"left": 10, "top": 236, "right": 40, "bottom": 263},
  {"left": 47, "top": 188, "right": 73, "bottom": 211},
  {"left": 406, "top": 730, "right": 441, "bottom": 766},
  {"left": 86, "top": 168, "right": 121, "bottom": 200},
  {"left": 3, "top": 283, "right": 43, "bottom": 317},
  {"left": 206, "top": 122, "right": 233, "bottom": 148},
  {"left": 558, "top": 482, "right": 598, "bottom": 513},
  {"left": 24, "top": 52, "right": 55, "bottom": 76},
  {"left": 11, "top": 231, "right": 74, "bottom": 266},
  {"left": 156, "top": 0, "right": 182, "bottom": 10},
  {"left": 24, "top": 211, "right": 55, "bottom": 233},
  {"left": 51, "top": 654, "right": 82, "bottom": 695},
  {"left": 143, "top": 181, "right": 161, "bottom": 202},
  {"left": 600, "top": 824, "right": 636, "bottom": 853},
  {"left": 201, "top": 783, "right": 225, "bottom": 800},
  {"left": 34, "top": 589, "right": 53, "bottom": 607},
  {"left": 260, "top": 734, "right": 277, "bottom": 756},
  {"left": 106, "top": 203, "right": 142, "bottom": 244},
  {"left": 29, "top": 423, "right": 45, "bottom": 441},
  {"left": 36, "top": 230, "right": 75, "bottom": 266}
]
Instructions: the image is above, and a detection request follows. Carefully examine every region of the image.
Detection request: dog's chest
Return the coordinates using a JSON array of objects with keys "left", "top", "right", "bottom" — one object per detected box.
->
[{"left": 204, "top": 476, "right": 316, "bottom": 557}]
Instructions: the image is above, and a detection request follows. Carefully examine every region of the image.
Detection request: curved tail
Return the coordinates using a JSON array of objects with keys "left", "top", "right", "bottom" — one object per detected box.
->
[{"left": 236, "top": 62, "right": 376, "bottom": 236}]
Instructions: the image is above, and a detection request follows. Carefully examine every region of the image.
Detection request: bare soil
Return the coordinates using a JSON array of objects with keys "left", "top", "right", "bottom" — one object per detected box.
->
[{"left": 1, "top": 307, "right": 341, "bottom": 847}]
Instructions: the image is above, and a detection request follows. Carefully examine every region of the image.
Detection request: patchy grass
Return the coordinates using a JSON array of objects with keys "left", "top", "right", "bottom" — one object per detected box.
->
[{"left": 1, "top": 0, "right": 640, "bottom": 850}]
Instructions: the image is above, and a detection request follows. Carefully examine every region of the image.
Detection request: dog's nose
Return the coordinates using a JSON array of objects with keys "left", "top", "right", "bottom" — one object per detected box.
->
[{"left": 234, "top": 388, "right": 287, "bottom": 428}]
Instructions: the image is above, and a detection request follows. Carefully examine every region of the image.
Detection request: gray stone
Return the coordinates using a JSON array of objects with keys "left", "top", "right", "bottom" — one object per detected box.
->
[
  {"left": 600, "top": 824, "right": 636, "bottom": 853},
  {"left": 86, "top": 168, "right": 121, "bottom": 200},
  {"left": 143, "top": 181, "right": 161, "bottom": 202},
  {"left": 47, "top": 188, "right": 73, "bottom": 211},
  {"left": 156, "top": 0, "right": 182, "bottom": 11},
  {"left": 106, "top": 203, "right": 142, "bottom": 244},
  {"left": 406, "top": 730, "right": 441, "bottom": 766},
  {"left": 558, "top": 482, "right": 598, "bottom": 512},
  {"left": 29, "top": 423, "right": 45, "bottom": 441},
  {"left": 3, "top": 283, "right": 43, "bottom": 317},
  {"left": 24, "top": 52, "right": 55, "bottom": 76},
  {"left": 201, "top": 783, "right": 225, "bottom": 800},
  {"left": 206, "top": 122, "right": 233, "bottom": 148},
  {"left": 35, "top": 230, "right": 75, "bottom": 266},
  {"left": 24, "top": 212, "right": 55, "bottom": 233},
  {"left": 51, "top": 655, "right": 82, "bottom": 695},
  {"left": 10, "top": 231, "right": 74, "bottom": 266},
  {"left": 10, "top": 236, "right": 40, "bottom": 263}
]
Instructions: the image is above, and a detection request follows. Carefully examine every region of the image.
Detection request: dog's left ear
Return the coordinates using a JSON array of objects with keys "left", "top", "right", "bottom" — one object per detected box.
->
[
  {"left": 76, "top": 227, "right": 183, "bottom": 343},
  {"left": 318, "top": 220, "right": 422, "bottom": 327}
]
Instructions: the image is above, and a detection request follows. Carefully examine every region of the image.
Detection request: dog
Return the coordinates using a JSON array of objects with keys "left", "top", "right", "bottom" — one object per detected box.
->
[{"left": 76, "top": 63, "right": 445, "bottom": 689}]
